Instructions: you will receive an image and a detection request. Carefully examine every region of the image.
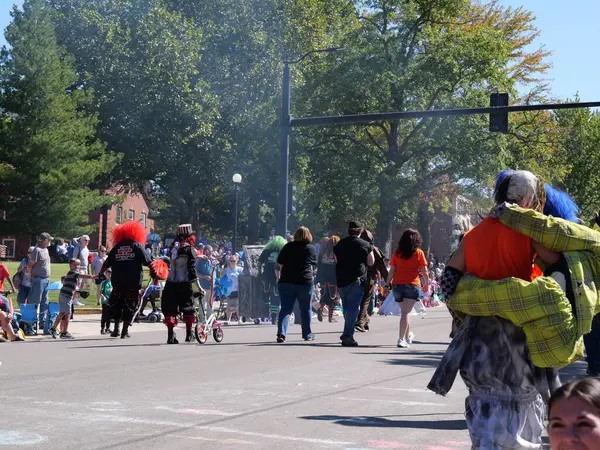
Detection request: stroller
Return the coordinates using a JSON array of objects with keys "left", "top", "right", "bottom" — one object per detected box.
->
[{"left": 132, "top": 259, "right": 169, "bottom": 324}]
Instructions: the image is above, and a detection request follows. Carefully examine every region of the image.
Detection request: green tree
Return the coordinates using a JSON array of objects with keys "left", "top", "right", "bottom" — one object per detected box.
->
[
  {"left": 0, "top": 0, "right": 117, "bottom": 237},
  {"left": 298, "top": 0, "right": 553, "bottom": 254}
]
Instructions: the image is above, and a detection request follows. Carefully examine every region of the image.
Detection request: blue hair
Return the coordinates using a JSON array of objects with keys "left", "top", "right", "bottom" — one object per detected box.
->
[
  {"left": 544, "top": 184, "right": 580, "bottom": 223},
  {"left": 494, "top": 169, "right": 515, "bottom": 196}
]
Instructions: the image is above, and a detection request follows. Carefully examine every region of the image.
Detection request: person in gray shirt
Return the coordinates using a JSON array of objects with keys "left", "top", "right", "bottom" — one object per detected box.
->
[{"left": 28, "top": 232, "right": 52, "bottom": 334}]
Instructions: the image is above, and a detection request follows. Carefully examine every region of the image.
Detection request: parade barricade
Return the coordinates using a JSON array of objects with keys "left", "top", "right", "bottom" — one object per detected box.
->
[{"left": 238, "top": 245, "right": 265, "bottom": 324}]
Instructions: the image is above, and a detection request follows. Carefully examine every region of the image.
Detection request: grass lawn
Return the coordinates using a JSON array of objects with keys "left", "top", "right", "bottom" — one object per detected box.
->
[{"left": 2, "top": 261, "right": 101, "bottom": 309}]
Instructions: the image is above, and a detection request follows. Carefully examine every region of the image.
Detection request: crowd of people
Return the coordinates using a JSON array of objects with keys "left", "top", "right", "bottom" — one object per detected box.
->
[{"left": 3, "top": 168, "right": 600, "bottom": 448}]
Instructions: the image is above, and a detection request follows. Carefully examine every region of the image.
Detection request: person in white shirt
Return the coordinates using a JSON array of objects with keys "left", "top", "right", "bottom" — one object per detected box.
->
[
  {"left": 91, "top": 246, "right": 108, "bottom": 305},
  {"left": 73, "top": 235, "right": 91, "bottom": 305}
]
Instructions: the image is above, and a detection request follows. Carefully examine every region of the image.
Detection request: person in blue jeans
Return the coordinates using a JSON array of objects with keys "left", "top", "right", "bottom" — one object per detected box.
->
[
  {"left": 276, "top": 226, "right": 318, "bottom": 343},
  {"left": 334, "top": 221, "right": 375, "bottom": 347},
  {"left": 28, "top": 233, "right": 53, "bottom": 335}
]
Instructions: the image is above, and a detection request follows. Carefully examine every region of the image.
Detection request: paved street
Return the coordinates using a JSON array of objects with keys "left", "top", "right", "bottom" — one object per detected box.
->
[{"left": 0, "top": 307, "right": 586, "bottom": 449}]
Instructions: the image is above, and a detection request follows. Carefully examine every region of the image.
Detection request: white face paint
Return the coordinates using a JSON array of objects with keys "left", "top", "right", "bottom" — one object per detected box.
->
[{"left": 507, "top": 170, "right": 540, "bottom": 209}]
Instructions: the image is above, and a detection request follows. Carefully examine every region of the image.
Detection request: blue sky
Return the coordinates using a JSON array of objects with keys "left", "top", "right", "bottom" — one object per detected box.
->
[{"left": 0, "top": 0, "right": 598, "bottom": 101}]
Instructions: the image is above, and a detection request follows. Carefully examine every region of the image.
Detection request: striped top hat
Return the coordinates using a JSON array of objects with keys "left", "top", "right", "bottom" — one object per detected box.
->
[{"left": 177, "top": 224, "right": 193, "bottom": 236}]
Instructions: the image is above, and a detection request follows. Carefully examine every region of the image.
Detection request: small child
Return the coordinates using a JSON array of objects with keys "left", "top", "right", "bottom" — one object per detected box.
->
[
  {"left": 50, "top": 258, "right": 95, "bottom": 339},
  {"left": 99, "top": 269, "right": 113, "bottom": 334}
]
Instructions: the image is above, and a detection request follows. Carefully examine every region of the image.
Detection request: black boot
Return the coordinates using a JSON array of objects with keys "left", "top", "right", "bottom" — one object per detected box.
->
[
  {"left": 185, "top": 324, "right": 194, "bottom": 342},
  {"left": 167, "top": 327, "right": 178, "bottom": 344},
  {"left": 110, "top": 320, "right": 120, "bottom": 338},
  {"left": 120, "top": 322, "right": 130, "bottom": 339}
]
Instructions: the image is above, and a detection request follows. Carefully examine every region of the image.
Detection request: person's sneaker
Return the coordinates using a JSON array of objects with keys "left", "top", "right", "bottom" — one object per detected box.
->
[
  {"left": 11, "top": 336, "right": 24, "bottom": 342},
  {"left": 407, "top": 332, "right": 415, "bottom": 344},
  {"left": 397, "top": 339, "right": 409, "bottom": 348},
  {"left": 317, "top": 309, "right": 323, "bottom": 322},
  {"left": 100, "top": 329, "right": 106, "bottom": 335},
  {"left": 341, "top": 338, "right": 358, "bottom": 347},
  {"left": 303, "top": 335, "right": 315, "bottom": 341},
  {"left": 276, "top": 335, "right": 286, "bottom": 343},
  {"left": 355, "top": 324, "right": 366, "bottom": 332},
  {"left": 73, "top": 300, "right": 84, "bottom": 306},
  {"left": 60, "top": 332, "right": 74, "bottom": 340},
  {"left": 364, "top": 323, "right": 370, "bottom": 331},
  {"left": 50, "top": 328, "right": 58, "bottom": 339}
]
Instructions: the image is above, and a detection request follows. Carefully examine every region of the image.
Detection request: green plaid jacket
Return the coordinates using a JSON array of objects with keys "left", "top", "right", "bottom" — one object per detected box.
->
[{"left": 449, "top": 205, "right": 600, "bottom": 368}]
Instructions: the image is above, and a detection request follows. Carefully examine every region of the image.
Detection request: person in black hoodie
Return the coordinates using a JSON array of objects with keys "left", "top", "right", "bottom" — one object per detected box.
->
[{"left": 99, "top": 221, "right": 152, "bottom": 339}]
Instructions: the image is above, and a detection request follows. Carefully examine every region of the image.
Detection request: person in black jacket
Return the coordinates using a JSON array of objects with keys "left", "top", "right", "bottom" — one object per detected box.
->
[
  {"left": 99, "top": 221, "right": 152, "bottom": 339},
  {"left": 162, "top": 224, "right": 205, "bottom": 344},
  {"left": 276, "top": 226, "right": 318, "bottom": 343}
]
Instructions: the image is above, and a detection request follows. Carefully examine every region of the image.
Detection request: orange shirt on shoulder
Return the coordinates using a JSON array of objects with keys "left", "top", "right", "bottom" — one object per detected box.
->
[
  {"left": 390, "top": 249, "right": 427, "bottom": 287},
  {"left": 463, "top": 217, "right": 535, "bottom": 282}
]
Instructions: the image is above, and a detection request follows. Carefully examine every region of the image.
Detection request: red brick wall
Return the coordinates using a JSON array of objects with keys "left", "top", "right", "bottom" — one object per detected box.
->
[{"left": 90, "top": 193, "right": 155, "bottom": 250}]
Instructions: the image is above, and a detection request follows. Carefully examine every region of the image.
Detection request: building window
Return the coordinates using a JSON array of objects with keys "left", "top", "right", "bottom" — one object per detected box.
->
[
  {"left": 2, "top": 238, "right": 15, "bottom": 258},
  {"left": 116, "top": 207, "right": 123, "bottom": 224},
  {"left": 140, "top": 212, "right": 147, "bottom": 228},
  {"left": 128, "top": 209, "right": 135, "bottom": 221}
]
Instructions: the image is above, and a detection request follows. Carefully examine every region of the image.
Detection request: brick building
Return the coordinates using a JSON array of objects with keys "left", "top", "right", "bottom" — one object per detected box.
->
[
  {"left": 88, "top": 192, "right": 155, "bottom": 250},
  {"left": 0, "top": 192, "right": 155, "bottom": 261}
]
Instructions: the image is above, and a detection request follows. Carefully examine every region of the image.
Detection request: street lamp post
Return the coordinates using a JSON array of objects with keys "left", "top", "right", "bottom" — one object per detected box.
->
[
  {"left": 277, "top": 47, "right": 344, "bottom": 237},
  {"left": 232, "top": 173, "right": 242, "bottom": 252}
]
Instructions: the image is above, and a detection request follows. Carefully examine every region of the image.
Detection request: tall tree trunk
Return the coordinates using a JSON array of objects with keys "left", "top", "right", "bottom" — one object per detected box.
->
[
  {"left": 375, "top": 176, "right": 395, "bottom": 258},
  {"left": 417, "top": 198, "right": 431, "bottom": 258},
  {"left": 247, "top": 189, "right": 260, "bottom": 244}
]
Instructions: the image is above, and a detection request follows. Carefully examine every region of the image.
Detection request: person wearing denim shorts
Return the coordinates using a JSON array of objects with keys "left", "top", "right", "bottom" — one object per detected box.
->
[
  {"left": 387, "top": 229, "right": 429, "bottom": 348},
  {"left": 28, "top": 233, "right": 52, "bottom": 335}
]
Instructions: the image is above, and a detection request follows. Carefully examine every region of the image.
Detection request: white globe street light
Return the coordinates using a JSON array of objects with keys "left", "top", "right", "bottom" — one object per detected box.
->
[{"left": 232, "top": 173, "right": 242, "bottom": 253}]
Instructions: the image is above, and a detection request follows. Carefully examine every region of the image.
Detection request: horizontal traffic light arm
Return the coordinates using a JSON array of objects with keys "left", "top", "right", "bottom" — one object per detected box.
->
[{"left": 289, "top": 101, "right": 600, "bottom": 128}]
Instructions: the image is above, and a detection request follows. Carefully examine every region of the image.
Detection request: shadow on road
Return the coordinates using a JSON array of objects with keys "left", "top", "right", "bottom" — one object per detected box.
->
[{"left": 300, "top": 414, "right": 467, "bottom": 430}]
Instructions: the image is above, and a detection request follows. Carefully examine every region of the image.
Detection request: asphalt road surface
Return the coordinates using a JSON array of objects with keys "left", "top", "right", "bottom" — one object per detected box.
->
[{"left": 0, "top": 307, "right": 586, "bottom": 449}]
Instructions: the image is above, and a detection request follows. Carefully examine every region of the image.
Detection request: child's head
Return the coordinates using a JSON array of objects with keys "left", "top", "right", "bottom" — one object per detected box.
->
[
  {"left": 105, "top": 269, "right": 112, "bottom": 280},
  {"left": 548, "top": 378, "right": 600, "bottom": 449},
  {"left": 69, "top": 258, "right": 81, "bottom": 270},
  {"left": 99, "top": 245, "right": 107, "bottom": 255}
]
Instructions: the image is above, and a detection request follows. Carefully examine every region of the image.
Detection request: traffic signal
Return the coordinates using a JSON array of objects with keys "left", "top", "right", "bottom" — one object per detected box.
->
[
  {"left": 489, "top": 92, "right": 509, "bottom": 133},
  {"left": 287, "top": 183, "right": 296, "bottom": 215}
]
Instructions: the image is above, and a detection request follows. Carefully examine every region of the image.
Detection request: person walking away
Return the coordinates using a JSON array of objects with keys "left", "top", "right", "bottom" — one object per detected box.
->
[
  {"left": 224, "top": 254, "right": 243, "bottom": 323},
  {"left": 258, "top": 236, "right": 287, "bottom": 324},
  {"left": 50, "top": 258, "right": 95, "bottom": 339},
  {"left": 316, "top": 236, "right": 340, "bottom": 323},
  {"left": 99, "top": 269, "right": 113, "bottom": 334},
  {"left": 15, "top": 247, "right": 34, "bottom": 311},
  {"left": 98, "top": 222, "right": 152, "bottom": 339},
  {"left": 356, "top": 230, "right": 388, "bottom": 332},
  {"left": 333, "top": 221, "right": 375, "bottom": 347},
  {"left": 0, "top": 294, "right": 24, "bottom": 342},
  {"left": 276, "top": 226, "right": 318, "bottom": 343},
  {"left": 28, "top": 233, "right": 52, "bottom": 335},
  {"left": 91, "top": 246, "right": 108, "bottom": 305},
  {"left": 386, "top": 229, "right": 429, "bottom": 348}
]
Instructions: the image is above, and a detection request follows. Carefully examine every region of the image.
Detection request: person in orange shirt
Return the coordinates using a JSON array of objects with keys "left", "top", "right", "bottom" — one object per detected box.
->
[
  {"left": 438, "top": 170, "right": 561, "bottom": 450},
  {"left": 386, "top": 229, "right": 429, "bottom": 348}
]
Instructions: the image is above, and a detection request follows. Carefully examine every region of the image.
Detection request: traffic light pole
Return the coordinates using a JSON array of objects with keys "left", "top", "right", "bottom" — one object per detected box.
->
[
  {"left": 277, "top": 61, "right": 291, "bottom": 238},
  {"left": 289, "top": 100, "right": 600, "bottom": 128}
]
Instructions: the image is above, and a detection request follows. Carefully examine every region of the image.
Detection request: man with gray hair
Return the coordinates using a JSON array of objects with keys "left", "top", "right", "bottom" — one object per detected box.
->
[{"left": 28, "top": 232, "right": 52, "bottom": 334}]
